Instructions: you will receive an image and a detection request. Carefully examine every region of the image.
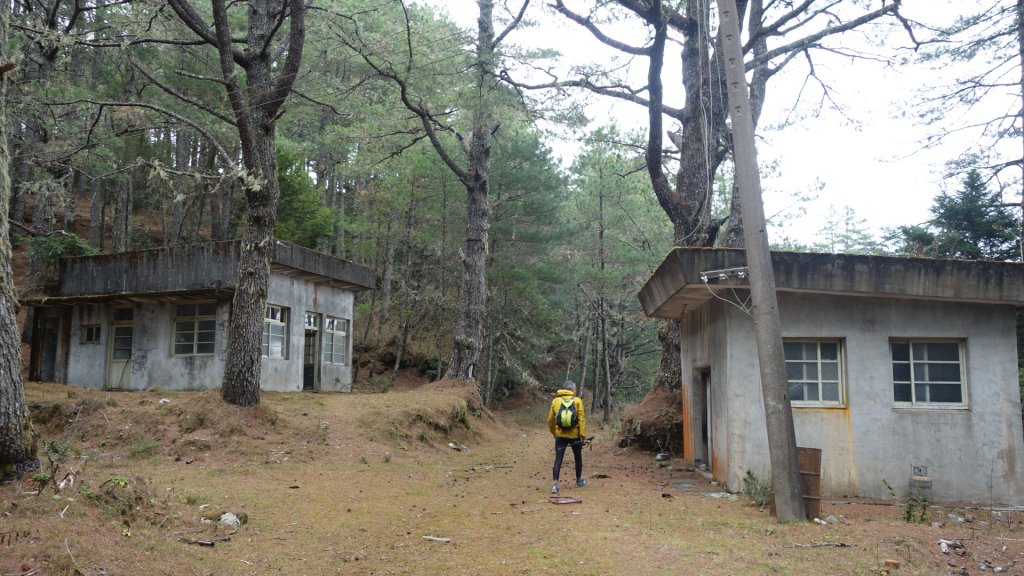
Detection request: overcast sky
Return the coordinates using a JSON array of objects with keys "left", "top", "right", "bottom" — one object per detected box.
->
[{"left": 420, "top": 1, "right": 1007, "bottom": 247}]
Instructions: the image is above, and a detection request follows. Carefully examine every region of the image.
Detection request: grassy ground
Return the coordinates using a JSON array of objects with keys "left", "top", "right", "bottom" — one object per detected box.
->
[{"left": 2, "top": 381, "right": 1023, "bottom": 575}]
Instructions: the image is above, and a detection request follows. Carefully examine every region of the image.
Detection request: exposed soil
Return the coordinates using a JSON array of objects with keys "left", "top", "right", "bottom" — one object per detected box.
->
[{"left": 3, "top": 381, "right": 1024, "bottom": 576}]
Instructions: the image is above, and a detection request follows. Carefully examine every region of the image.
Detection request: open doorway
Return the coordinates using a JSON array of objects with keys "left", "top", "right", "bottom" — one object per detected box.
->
[
  {"left": 302, "top": 312, "right": 321, "bottom": 391},
  {"left": 693, "top": 367, "right": 712, "bottom": 470}
]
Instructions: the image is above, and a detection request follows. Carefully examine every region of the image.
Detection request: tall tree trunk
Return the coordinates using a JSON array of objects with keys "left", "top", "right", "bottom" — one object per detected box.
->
[
  {"left": 379, "top": 215, "right": 395, "bottom": 323},
  {"left": 112, "top": 176, "right": 132, "bottom": 252},
  {"left": 88, "top": 176, "right": 103, "bottom": 249},
  {"left": 442, "top": 0, "right": 497, "bottom": 382},
  {"left": 0, "top": 0, "right": 37, "bottom": 479},
  {"left": 600, "top": 297, "right": 612, "bottom": 422},
  {"left": 168, "top": 0, "right": 307, "bottom": 407}
]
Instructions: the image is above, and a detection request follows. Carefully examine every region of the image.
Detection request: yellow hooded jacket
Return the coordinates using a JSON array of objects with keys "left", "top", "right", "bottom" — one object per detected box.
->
[{"left": 548, "top": 389, "right": 586, "bottom": 439}]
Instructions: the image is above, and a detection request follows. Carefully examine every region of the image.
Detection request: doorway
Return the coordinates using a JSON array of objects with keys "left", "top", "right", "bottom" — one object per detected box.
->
[
  {"left": 302, "top": 312, "right": 321, "bottom": 391},
  {"left": 107, "top": 307, "right": 134, "bottom": 389},
  {"left": 694, "top": 368, "right": 712, "bottom": 469},
  {"left": 33, "top": 316, "right": 60, "bottom": 382}
]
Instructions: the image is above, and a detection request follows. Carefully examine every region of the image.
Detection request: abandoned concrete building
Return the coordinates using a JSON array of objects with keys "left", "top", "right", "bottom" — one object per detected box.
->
[
  {"left": 639, "top": 248, "right": 1024, "bottom": 503},
  {"left": 24, "top": 240, "right": 375, "bottom": 393}
]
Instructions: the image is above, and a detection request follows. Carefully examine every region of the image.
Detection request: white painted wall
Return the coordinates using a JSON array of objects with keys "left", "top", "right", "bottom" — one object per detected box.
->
[{"left": 682, "top": 291, "right": 1024, "bottom": 503}]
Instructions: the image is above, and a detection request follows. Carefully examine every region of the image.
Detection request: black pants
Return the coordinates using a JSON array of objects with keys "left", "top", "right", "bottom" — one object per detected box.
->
[{"left": 552, "top": 436, "right": 583, "bottom": 482}]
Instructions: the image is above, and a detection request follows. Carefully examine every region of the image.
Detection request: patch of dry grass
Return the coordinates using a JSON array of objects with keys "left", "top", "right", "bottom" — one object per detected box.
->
[{"left": 4, "top": 381, "right": 1024, "bottom": 575}]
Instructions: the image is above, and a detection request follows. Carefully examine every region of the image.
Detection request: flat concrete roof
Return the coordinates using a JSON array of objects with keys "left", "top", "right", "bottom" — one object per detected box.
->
[
  {"left": 638, "top": 248, "right": 1024, "bottom": 319},
  {"left": 24, "top": 240, "right": 375, "bottom": 305}
]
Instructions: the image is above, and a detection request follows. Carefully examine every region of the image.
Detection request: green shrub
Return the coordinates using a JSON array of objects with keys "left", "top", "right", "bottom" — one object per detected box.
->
[{"left": 742, "top": 469, "right": 772, "bottom": 508}]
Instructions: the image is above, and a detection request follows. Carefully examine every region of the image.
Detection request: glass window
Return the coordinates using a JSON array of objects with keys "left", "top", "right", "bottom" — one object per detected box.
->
[
  {"left": 81, "top": 324, "right": 101, "bottom": 344},
  {"left": 323, "top": 317, "right": 349, "bottom": 365},
  {"left": 784, "top": 339, "right": 844, "bottom": 407},
  {"left": 174, "top": 302, "right": 217, "bottom": 356},
  {"left": 891, "top": 340, "right": 967, "bottom": 408},
  {"left": 262, "top": 305, "right": 289, "bottom": 359}
]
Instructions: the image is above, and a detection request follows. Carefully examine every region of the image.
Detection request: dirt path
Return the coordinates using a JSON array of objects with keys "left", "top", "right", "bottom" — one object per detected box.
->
[{"left": 4, "top": 384, "right": 1024, "bottom": 575}]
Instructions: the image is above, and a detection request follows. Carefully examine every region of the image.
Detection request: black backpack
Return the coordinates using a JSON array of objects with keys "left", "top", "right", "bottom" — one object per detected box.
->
[{"left": 557, "top": 397, "right": 578, "bottom": 429}]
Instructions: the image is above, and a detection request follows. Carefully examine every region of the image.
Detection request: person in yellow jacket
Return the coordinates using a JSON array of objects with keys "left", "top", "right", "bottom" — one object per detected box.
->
[{"left": 547, "top": 380, "right": 586, "bottom": 494}]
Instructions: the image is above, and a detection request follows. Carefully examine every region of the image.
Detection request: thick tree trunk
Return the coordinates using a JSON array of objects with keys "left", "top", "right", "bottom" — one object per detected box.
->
[
  {"left": 202, "top": 0, "right": 305, "bottom": 407},
  {"left": 444, "top": 173, "right": 489, "bottom": 380},
  {"left": 442, "top": 0, "right": 495, "bottom": 382},
  {"left": 0, "top": 2, "right": 37, "bottom": 479},
  {"left": 221, "top": 132, "right": 278, "bottom": 407}
]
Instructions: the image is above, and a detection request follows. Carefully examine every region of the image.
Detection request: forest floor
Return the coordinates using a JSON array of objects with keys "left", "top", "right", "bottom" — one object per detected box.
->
[{"left": 3, "top": 380, "right": 1024, "bottom": 576}]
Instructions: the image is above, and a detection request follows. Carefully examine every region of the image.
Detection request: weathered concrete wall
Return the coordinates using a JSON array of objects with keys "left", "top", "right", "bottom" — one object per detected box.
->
[
  {"left": 66, "top": 301, "right": 230, "bottom": 390},
  {"left": 62, "top": 274, "right": 357, "bottom": 393},
  {"left": 679, "top": 301, "right": 731, "bottom": 478},
  {"left": 67, "top": 305, "right": 110, "bottom": 389},
  {"left": 261, "top": 274, "right": 355, "bottom": 392},
  {"left": 698, "top": 292, "right": 1024, "bottom": 503}
]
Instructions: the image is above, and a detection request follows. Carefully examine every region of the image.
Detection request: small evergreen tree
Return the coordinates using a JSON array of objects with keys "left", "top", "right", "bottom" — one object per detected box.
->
[{"left": 890, "top": 169, "right": 1020, "bottom": 261}]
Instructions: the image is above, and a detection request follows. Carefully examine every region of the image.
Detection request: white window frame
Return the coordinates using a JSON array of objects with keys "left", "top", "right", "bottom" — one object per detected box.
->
[
  {"left": 891, "top": 339, "right": 968, "bottom": 409},
  {"left": 323, "top": 316, "right": 349, "bottom": 365},
  {"left": 784, "top": 339, "right": 845, "bottom": 408},
  {"left": 262, "top": 305, "right": 289, "bottom": 359},
  {"left": 81, "top": 324, "right": 101, "bottom": 344},
  {"left": 173, "top": 302, "right": 217, "bottom": 356}
]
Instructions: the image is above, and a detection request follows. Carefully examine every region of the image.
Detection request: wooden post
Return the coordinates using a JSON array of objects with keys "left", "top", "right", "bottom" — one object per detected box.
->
[{"left": 717, "top": 0, "right": 805, "bottom": 522}]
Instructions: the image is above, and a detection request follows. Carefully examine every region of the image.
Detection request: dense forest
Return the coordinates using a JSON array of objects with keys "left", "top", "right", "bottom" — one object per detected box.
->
[{"left": 2, "top": 0, "right": 1023, "bottom": 478}]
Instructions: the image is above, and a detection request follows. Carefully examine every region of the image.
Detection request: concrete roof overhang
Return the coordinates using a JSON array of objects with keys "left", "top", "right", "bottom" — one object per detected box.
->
[
  {"left": 638, "top": 248, "right": 1024, "bottom": 319},
  {"left": 21, "top": 240, "right": 376, "bottom": 307}
]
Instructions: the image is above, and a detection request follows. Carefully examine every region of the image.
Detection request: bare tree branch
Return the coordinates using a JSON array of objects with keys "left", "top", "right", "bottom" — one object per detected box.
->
[{"left": 130, "top": 56, "right": 237, "bottom": 125}]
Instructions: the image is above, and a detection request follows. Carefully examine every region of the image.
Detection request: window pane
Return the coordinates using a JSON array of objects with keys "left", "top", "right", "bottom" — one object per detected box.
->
[
  {"left": 271, "top": 324, "right": 285, "bottom": 336},
  {"left": 913, "top": 364, "right": 927, "bottom": 381},
  {"left": 197, "top": 303, "right": 217, "bottom": 316},
  {"left": 820, "top": 342, "right": 838, "bottom": 360},
  {"left": 176, "top": 321, "right": 194, "bottom": 332},
  {"left": 891, "top": 342, "right": 909, "bottom": 362},
  {"left": 197, "top": 330, "right": 215, "bottom": 344},
  {"left": 928, "top": 384, "right": 963, "bottom": 403},
  {"left": 803, "top": 383, "right": 819, "bottom": 401},
  {"left": 822, "top": 383, "right": 840, "bottom": 402},
  {"left": 786, "top": 362, "right": 803, "bottom": 381},
  {"left": 927, "top": 363, "right": 960, "bottom": 382},
  {"left": 801, "top": 363, "right": 818, "bottom": 380},
  {"left": 912, "top": 343, "right": 927, "bottom": 361},
  {"left": 196, "top": 342, "right": 214, "bottom": 354},
  {"left": 270, "top": 340, "right": 283, "bottom": 357},
  {"left": 176, "top": 304, "right": 195, "bottom": 317},
  {"left": 894, "top": 383, "right": 912, "bottom": 402},
  {"left": 821, "top": 362, "right": 838, "bottom": 381},
  {"left": 892, "top": 363, "right": 910, "bottom": 382},
  {"left": 113, "top": 349, "right": 131, "bottom": 360},
  {"left": 783, "top": 342, "right": 802, "bottom": 360},
  {"left": 915, "top": 383, "right": 928, "bottom": 402},
  {"left": 175, "top": 332, "right": 194, "bottom": 344},
  {"left": 113, "top": 308, "right": 134, "bottom": 322},
  {"left": 926, "top": 343, "right": 959, "bottom": 362},
  {"left": 788, "top": 382, "right": 804, "bottom": 401},
  {"left": 198, "top": 320, "right": 216, "bottom": 331},
  {"left": 174, "top": 343, "right": 192, "bottom": 355}
]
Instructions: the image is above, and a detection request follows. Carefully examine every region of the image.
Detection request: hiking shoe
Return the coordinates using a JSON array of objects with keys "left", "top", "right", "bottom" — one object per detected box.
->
[
  {"left": 576, "top": 478, "right": 587, "bottom": 488},
  {"left": 551, "top": 483, "right": 559, "bottom": 494}
]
